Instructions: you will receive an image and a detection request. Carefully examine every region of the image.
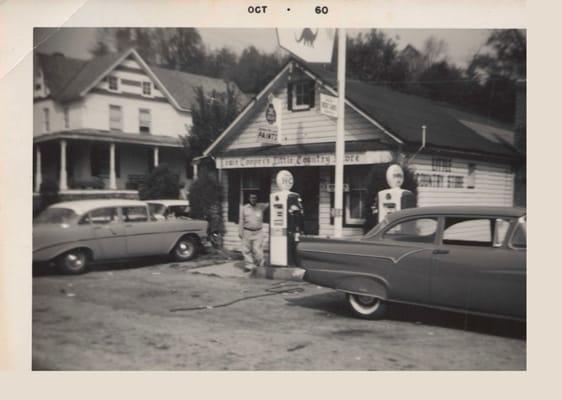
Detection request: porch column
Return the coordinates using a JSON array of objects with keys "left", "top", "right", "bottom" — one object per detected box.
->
[
  {"left": 35, "top": 146, "right": 42, "bottom": 192},
  {"left": 109, "top": 143, "right": 117, "bottom": 190},
  {"left": 153, "top": 146, "right": 159, "bottom": 167},
  {"left": 59, "top": 140, "right": 68, "bottom": 191},
  {"left": 193, "top": 163, "right": 198, "bottom": 180}
]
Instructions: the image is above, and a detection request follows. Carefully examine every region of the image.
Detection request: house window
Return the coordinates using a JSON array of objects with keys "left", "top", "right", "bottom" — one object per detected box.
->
[
  {"left": 90, "top": 143, "right": 120, "bottom": 178},
  {"left": 43, "top": 108, "right": 50, "bottom": 132},
  {"left": 109, "top": 105, "right": 123, "bottom": 132},
  {"left": 289, "top": 81, "right": 315, "bottom": 111},
  {"left": 108, "top": 76, "right": 119, "bottom": 91},
  {"left": 142, "top": 81, "right": 152, "bottom": 96},
  {"left": 139, "top": 108, "right": 151, "bottom": 135},
  {"left": 467, "top": 163, "right": 476, "bottom": 189},
  {"left": 63, "top": 107, "right": 70, "bottom": 129}
]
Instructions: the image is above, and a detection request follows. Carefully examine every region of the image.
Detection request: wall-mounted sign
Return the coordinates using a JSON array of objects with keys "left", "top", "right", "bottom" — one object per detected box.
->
[
  {"left": 415, "top": 157, "right": 465, "bottom": 189},
  {"left": 320, "top": 93, "right": 337, "bottom": 118},
  {"left": 257, "top": 98, "right": 282, "bottom": 145},
  {"left": 216, "top": 150, "right": 393, "bottom": 169},
  {"left": 276, "top": 170, "right": 294, "bottom": 191}
]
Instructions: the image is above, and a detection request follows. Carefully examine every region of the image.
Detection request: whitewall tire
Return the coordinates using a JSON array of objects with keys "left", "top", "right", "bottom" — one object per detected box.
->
[{"left": 346, "top": 293, "right": 387, "bottom": 320}]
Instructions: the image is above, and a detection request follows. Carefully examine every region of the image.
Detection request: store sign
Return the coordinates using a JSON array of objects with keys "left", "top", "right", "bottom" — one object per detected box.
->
[
  {"left": 415, "top": 158, "right": 464, "bottom": 189},
  {"left": 320, "top": 93, "right": 337, "bottom": 118},
  {"left": 257, "top": 98, "right": 282, "bottom": 145},
  {"left": 216, "top": 150, "right": 393, "bottom": 169}
]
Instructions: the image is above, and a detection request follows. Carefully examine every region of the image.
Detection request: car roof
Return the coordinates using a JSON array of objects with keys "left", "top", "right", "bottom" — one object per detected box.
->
[
  {"left": 49, "top": 199, "right": 148, "bottom": 215},
  {"left": 386, "top": 206, "right": 526, "bottom": 222},
  {"left": 146, "top": 199, "right": 189, "bottom": 206}
]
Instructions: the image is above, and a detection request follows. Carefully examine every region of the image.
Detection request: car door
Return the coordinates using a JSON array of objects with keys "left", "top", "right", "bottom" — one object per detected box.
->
[
  {"left": 466, "top": 217, "right": 526, "bottom": 319},
  {"left": 374, "top": 216, "right": 439, "bottom": 304},
  {"left": 122, "top": 205, "right": 167, "bottom": 256},
  {"left": 429, "top": 216, "right": 517, "bottom": 315},
  {"left": 83, "top": 207, "right": 127, "bottom": 260}
]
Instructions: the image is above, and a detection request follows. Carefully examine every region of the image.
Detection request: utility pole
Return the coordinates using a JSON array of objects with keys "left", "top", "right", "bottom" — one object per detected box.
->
[{"left": 334, "top": 28, "right": 346, "bottom": 238}]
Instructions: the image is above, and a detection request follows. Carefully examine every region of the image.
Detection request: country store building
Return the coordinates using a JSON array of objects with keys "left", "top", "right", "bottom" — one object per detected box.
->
[
  {"left": 33, "top": 48, "right": 247, "bottom": 203},
  {"left": 199, "top": 59, "right": 525, "bottom": 250}
]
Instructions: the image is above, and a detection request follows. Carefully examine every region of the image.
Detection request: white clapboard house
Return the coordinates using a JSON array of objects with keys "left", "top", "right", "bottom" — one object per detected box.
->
[
  {"left": 198, "top": 59, "right": 525, "bottom": 250},
  {"left": 33, "top": 48, "right": 247, "bottom": 201}
]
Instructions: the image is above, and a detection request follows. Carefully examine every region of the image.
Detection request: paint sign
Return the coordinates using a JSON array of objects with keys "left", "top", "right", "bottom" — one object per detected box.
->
[
  {"left": 320, "top": 93, "right": 338, "bottom": 118},
  {"left": 257, "top": 98, "right": 282, "bottom": 145},
  {"left": 277, "top": 28, "right": 336, "bottom": 63}
]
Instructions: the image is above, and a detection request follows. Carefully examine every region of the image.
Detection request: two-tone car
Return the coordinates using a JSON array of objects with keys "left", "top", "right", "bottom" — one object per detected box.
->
[
  {"left": 33, "top": 199, "right": 208, "bottom": 274},
  {"left": 297, "top": 206, "right": 526, "bottom": 321}
]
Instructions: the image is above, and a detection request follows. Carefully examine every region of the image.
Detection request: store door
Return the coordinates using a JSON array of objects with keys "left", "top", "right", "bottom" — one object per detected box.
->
[{"left": 290, "top": 167, "right": 319, "bottom": 235}]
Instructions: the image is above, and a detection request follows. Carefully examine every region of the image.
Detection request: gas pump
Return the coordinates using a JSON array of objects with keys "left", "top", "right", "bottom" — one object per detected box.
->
[
  {"left": 376, "top": 164, "right": 416, "bottom": 223},
  {"left": 269, "top": 170, "right": 304, "bottom": 267}
]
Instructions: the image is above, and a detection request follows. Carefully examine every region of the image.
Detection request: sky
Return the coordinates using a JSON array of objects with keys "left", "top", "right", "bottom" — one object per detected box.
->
[{"left": 34, "top": 27, "right": 493, "bottom": 68}]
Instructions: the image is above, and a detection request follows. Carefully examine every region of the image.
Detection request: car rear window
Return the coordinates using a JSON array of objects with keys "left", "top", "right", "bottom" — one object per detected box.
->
[{"left": 34, "top": 207, "right": 78, "bottom": 224}]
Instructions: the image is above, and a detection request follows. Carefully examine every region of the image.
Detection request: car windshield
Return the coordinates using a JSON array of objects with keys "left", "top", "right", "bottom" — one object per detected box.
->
[{"left": 34, "top": 207, "right": 79, "bottom": 224}]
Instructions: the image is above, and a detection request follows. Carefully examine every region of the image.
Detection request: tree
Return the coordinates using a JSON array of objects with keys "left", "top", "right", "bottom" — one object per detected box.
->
[
  {"left": 156, "top": 28, "right": 206, "bottom": 72},
  {"left": 421, "top": 36, "right": 448, "bottom": 68},
  {"left": 231, "top": 46, "right": 287, "bottom": 94},
  {"left": 188, "top": 171, "right": 224, "bottom": 237},
  {"left": 139, "top": 164, "right": 180, "bottom": 200},
  {"left": 183, "top": 85, "right": 240, "bottom": 164}
]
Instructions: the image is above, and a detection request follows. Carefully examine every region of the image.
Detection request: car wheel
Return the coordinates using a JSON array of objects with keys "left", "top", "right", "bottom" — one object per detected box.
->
[
  {"left": 57, "top": 249, "right": 88, "bottom": 275},
  {"left": 346, "top": 293, "right": 387, "bottom": 320},
  {"left": 173, "top": 236, "right": 198, "bottom": 261}
]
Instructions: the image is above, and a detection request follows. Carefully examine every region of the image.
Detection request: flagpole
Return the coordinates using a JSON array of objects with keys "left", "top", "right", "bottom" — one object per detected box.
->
[{"left": 334, "top": 28, "right": 346, "bottom": 238}]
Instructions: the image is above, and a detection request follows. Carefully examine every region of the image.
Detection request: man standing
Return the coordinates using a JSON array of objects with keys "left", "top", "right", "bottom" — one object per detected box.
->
[{"left": 239, "top": 193, "right": 268, "bottom": 274}]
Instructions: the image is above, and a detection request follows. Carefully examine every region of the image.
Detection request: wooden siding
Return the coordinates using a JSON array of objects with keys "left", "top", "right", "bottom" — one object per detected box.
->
[{"left": 223, "top": 85, "right": 388, "bottom": 151}]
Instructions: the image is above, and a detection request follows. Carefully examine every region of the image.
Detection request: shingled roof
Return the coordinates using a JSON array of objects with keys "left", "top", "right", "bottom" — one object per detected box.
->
[
  {"left": 304, "top": 63, "right": 518, "bottom": 158},
  {"left": 35, "top": 50, "right": 248, "bottom": 111}
]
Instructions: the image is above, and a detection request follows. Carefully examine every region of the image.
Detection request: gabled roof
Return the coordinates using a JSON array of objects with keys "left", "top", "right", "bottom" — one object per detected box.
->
[
  {"left": 203, "top": 58, "right": 519, "bottom": 159},
  {"left": 304, "top": 63, "right": 518, "bottom": 157},
  {"left": 35, "top": 49, "right": 248, "bottom": 112},
  {"left": 149, "top": 65, "right": 250, "bottom": 110}
]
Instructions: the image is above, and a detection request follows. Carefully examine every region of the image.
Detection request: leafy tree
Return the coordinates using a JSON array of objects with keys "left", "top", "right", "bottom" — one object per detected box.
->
[
  {"left": 188, "top": 171, "right": 224, "bottom": 237},
  {"left": 183, "top": 85, "right": 240, "bottom": 163},
  {"left": 231, "top": 46, "right": 287, "bottom": 94},
  {"left": 139, "top": 164, "right": 180, "bottom": 200},
  {"left": 421, "top": 36, "right": 448, "bottom": 68}
]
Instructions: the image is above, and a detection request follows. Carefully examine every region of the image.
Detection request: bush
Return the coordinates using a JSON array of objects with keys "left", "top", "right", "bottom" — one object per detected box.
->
[
  {"left": 139, "top": 164, "right": 180, "bottom": 200},
  {"left": 363, "top": 163, "right": 418, "bottom": 233},
  {"left": 188, "top": 172, "right": 224, "bottom": 238}
]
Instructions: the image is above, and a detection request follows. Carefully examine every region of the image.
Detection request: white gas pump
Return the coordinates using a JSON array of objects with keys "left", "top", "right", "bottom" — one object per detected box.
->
[
  {"left": 377, "top": 164, "right": 416, "bottom": 222},
  {"left": 269, "top": 170, "right": 304, "bottom": 267}
]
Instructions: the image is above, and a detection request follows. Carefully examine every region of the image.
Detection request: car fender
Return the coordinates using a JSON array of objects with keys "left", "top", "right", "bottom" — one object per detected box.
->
[
  {"left": 33, "top": 241, "right": 98, "bottom": 263},
  {"left": 335, "top": 275, "right": 389, "bottom": 300}
]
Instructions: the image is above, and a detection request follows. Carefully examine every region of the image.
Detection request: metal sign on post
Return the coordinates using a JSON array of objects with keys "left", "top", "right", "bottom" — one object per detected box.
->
[{"left": 257, "top": 97, "right": 282, "bottom": 145}]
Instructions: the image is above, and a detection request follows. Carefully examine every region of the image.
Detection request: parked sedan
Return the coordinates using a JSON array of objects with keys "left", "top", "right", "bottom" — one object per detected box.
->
[
  {"left": 297, "top": 206, "right": 526, "bottom": 321},
  {"left": 33, "top": 199, "right": 208, "bottom": 274}
]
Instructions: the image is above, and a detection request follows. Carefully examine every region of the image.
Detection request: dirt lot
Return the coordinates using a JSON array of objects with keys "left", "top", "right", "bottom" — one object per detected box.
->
[{"left": 32, "top": 258, "right": 526, "bottom": 370}]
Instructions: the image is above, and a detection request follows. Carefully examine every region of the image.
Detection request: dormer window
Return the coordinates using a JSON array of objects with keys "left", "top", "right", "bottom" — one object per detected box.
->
[
  {"left": 288, "top": 80, "right": 315, "bottom": 111},
  {"left": 142, "top": 81, "right": 152, "bottom": 96},
  {"left": 108, "top": 76, "right": 119, "bottom": 91}
]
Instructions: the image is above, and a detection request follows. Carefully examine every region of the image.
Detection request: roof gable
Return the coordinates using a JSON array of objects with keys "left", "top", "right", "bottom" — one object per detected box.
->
[{"left": 36, "top": 49, "right": 249, "bottom": 113}]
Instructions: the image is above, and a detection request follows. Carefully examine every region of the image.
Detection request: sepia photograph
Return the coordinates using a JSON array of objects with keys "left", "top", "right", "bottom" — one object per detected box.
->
[{"left": 30, "top": 26, "right": 526, "bottom": 371}]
